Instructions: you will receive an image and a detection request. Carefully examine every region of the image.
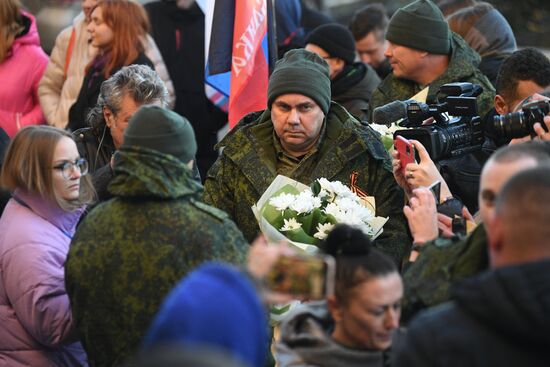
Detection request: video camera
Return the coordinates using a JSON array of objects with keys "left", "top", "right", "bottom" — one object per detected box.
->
[{"left": 393, "top": 82, "right": 484, "bottom": 161}]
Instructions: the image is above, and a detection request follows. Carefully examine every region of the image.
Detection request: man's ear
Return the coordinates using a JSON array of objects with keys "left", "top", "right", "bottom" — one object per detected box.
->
[
  {"left": 327, "top": 295, "right": 343, "bottom": 322},
  {"left": 103, "top": 107, "right": 115, "bottom": 128},
  {"left": 494, "top": 95, "right": 508, "bottom": 115},
  {"left": 486, "top": 214, "right": 504, "bottom": 265}
]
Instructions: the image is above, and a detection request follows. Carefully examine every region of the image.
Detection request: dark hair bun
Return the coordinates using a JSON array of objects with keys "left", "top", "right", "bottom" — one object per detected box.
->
[{"left": 323, "top": 224, "right": 371, "bottom": 257}]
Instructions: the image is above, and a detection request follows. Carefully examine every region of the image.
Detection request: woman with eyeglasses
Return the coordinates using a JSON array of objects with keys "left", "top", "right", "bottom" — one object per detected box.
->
[{"left": 0, "top": 125, "right": 94, "bottom": 366}]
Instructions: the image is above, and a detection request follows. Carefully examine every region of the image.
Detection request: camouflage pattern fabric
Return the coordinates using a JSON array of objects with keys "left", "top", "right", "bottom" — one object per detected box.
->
[
  {"left": 401, "top": 224, "right": 489, "bottom": 324},
  {"left": 203, "top": 102, "right": 411, "bottom": 265},
  {"left": 368, "top": 33, "right": 496, "bottom": 123},
  {"left": 65, "top": 146, "right": 248, "bottom": 367}
]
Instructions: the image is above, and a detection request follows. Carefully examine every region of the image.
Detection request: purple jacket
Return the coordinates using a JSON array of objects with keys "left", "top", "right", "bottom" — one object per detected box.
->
[{"left": 0, "top": 190, "right": 87, "bottom": 366}]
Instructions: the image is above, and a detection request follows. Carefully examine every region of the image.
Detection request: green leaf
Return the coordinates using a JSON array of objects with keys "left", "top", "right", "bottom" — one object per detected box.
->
[{"left": 311, "top": 180, "right": 321, "bottom": 196}]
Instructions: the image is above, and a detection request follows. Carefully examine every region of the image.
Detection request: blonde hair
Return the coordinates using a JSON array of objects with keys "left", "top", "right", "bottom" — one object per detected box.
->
[
  {"left": 0, "top": 0, "right": 24, "bottom": 62},
  {"left": 1, "top": 126, "right": 95, "bottom": 211}
]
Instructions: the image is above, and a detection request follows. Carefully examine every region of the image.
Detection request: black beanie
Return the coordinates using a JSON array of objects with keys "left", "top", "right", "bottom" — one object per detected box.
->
[
  {"left": 305, "top": 23, "right": 356, "bottom": 64},
  {"left": 386, "top": 0, "right": 451, "bottom": 55},
  {"left": 267, "top": 49, "right": 331, "bottom": 115},
  {"left": 123, "top": 105, "right": 197, "bottom": 163}
]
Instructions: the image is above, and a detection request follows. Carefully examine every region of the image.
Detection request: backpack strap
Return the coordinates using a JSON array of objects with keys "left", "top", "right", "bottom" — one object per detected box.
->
[{"left": 63, "top": 27, "right": 76, "bottom": 80}]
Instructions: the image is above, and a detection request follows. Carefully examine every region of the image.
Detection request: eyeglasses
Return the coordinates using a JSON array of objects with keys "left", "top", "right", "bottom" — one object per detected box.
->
[{"left": 52, "top": 158, "right": 89, "bottom": 179}]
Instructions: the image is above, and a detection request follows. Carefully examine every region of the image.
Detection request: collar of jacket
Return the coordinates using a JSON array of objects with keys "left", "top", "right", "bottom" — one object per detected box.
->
[
  {"left": 13, "top": 189, "right": 84, "bottom": 236},
  {"left": 377, "top": 32, "right": 484, "bottom": 104},
  {"left": 217, "top": 103, "right": 390, "bottom": 195},
  {"left": 108, "top": 146, "right": 202, "bottom": 199}
]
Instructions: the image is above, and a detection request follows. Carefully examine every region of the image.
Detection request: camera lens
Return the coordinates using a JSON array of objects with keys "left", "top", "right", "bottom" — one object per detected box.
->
[{"left": 492, "top": 111, "right": 529, "bottom": 140}]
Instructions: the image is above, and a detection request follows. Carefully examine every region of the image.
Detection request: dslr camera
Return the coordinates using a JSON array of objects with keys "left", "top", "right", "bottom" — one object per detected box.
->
[
  {"left": 490, "top": 100, "right": 549, "bottom": 140},
  {"left": 394, "top": 82, "right": 484, "bottom": 161}
]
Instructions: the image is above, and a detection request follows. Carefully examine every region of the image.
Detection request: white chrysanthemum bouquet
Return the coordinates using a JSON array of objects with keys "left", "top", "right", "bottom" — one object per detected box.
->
[{"left": 252, "top": 175, "right": 388, "bottom": 253}]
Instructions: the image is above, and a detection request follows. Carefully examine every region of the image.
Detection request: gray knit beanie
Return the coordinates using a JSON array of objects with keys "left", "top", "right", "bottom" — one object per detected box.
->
[
  {"left": 123, "top": 105, "right": 197, "bottom": 163},
  {"left": 386, "top": 0, "right": 451, "bottom": 55},
  {"left": 267, "top": 49, "right": 331, "bottom": 115}
]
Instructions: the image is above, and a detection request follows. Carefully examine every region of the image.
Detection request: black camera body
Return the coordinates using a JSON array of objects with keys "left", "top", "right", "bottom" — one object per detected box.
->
[
  {"left": 490, "top": 100, "right": 550, "bottom": 140},
  {"left": 394, "top": 82, "right": 484, "bottom": 161}
]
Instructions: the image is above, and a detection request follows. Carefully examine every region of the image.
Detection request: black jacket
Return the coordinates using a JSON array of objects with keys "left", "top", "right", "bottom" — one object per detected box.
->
[
  {"left": 145, "top": 1, "right": 227, "bottom": 179},
  {"left": 67, "top": 52, "right": 153, "bottom": 132},
  {"left": 332, "top": 63, "right": 381, "bottom": 122},
  {"left": 394, "top": 260, "right": 550, "bottom": 367}
]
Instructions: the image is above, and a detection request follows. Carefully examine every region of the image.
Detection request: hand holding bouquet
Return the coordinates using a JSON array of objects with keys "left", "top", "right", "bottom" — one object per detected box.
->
[{"left": 252, "top": 175, "right": 388, "bottom": 253}]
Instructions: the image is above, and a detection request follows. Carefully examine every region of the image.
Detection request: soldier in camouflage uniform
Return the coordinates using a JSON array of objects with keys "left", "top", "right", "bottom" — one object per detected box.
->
[
  {"left": 401, "top": 142, "right": 550, "bottom": 323},
  {"left": 368, "top": 0, "right": 495, "bottom": 123},
  {"left": 203, "top": 49, "right": 410, "bottom": 265},
  {"left": 65, "top": 106, "right": 248, "bottom": 366}
]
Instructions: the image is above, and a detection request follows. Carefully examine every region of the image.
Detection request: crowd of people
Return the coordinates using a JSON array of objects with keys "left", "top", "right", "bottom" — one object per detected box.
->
[{"left": 0, "top": 0, "right": 549, "bottom": 366}]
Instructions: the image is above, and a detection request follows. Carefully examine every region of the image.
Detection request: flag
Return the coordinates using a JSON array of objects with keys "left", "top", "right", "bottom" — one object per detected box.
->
[{"left": 204, "top": 0, "right": 272, "bottom": 128}]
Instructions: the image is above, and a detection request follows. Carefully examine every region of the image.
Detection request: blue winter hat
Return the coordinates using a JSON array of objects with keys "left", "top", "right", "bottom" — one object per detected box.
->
[{"left": 142, "top": 262, "right": 268, "bottom": 367}]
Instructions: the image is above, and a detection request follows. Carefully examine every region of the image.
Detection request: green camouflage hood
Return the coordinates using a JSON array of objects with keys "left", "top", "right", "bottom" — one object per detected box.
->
[{"left": 109, "top": 146, "right": 203, "bottom": 199}]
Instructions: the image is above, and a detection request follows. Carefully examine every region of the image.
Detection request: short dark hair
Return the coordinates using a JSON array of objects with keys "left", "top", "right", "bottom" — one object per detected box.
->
[
  {"left": 349, "top": 3, "right": 388, "bottom": 42},
  {"left": 323, "top": 224, "right": 398, "bottom": 303},
  {"left": 490, "top": 141, "right": 550, "bottom": 166},
  {"left": 495, "top": 48, "right": 550, "bottom": 102},
  {"left": 495, "top": 166, "right": 550, "bottom": 249},
  {"left": 437, "top": 0, "right": 477, "bottom": 17}
]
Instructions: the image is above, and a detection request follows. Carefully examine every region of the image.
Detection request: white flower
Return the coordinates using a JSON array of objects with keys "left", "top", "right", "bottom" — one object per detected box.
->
[
  {"left": 280, "top": 218, "right": 302, "bottom": 231},
  {"left": 289, "top": 190, "right": 317, "bottom": 214},
  {"left": 330, "top": 180, "right": 354, "bottom": 197},
  {"left": 269, "top": 193, "right": 296, "bottom": 211},
  {"left": 317, "top": 178, "right": 334, "bottom": 193},
  {"left": 313, "top": 222, "right": 335, "bottom": 240}
]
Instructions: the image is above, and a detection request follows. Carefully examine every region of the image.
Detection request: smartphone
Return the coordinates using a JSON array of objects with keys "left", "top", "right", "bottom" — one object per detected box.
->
[
  {"left": 265, "top": 254, "right": 335, "bottom": 300},
  {"left": 427, "top": 180, "right": 441, "bottom": 205},
  {"left": 394, "top": 135, "right": 416, "bottom": 176}
]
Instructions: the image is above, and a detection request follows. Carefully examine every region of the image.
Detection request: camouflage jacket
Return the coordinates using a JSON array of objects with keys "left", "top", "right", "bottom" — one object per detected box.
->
[
  {"left": 65, "top": 147, "right": 248, "bottom": 367},
  {"left": 401, "top": 224, "right": 489, "bottom": 324},
  {"left": 368, "top": 33, "right": 496, "bottom": 123},
  {"left": 203, "top": 103, "right": 411, "bottom": 265}
]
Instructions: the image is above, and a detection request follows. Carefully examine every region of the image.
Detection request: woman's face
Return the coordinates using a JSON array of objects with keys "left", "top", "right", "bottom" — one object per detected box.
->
[
  {"left": 330, "top": 272, "right": 403, "bottom": 350},
  {"left": 51, "top": 137, "right": 83, "bottom": 202},
  {"left": 87, "top": 6, "right": 113, "bottom": 49}
]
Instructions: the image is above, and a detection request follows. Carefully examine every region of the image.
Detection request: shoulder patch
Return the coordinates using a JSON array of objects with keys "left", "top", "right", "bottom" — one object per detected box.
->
[{"left": 190, "top": 198, "right": 229, "bottom": 222}]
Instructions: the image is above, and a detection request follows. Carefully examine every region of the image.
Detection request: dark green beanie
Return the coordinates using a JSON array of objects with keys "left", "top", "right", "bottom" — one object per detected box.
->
[
  {"left": 267, "top": 49, "right": 331, "bottom": 115},
  {"left": 123, "top": 105, "right": 197, "bottom": 163},
  {"left": 386, "top": 0, "right": 451, "bottom": 55}
]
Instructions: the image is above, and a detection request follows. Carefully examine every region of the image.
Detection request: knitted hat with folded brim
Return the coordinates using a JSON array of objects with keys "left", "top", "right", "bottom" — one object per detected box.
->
[
  {"left": 305, "top": 23, "right": 356, "bottom": 64},
  {"left": 268, "top": 49, "right": 331, "bottom": 115},
  {"left": 123, "top": 105, "right": 197, "bottom": 163},
  {"left": 386, "top": 0, "right": 451, "bottom": 55}
]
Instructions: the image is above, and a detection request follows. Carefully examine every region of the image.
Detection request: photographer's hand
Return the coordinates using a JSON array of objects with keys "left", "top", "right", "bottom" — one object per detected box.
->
[
  {"left": 405, "top": 140, "right": 453, "bottom": 202},
  {"left": 533, "top": 114, "right": 550, "bottom": 141},
  {"left": 391, "top": 149, "right": 413, "bottom": 197},
  {"left": 404, "top": 188, "right": 439, "bottom": 245}
]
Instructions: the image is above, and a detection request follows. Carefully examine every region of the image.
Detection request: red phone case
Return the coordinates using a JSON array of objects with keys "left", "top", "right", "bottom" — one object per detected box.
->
[{"left": 394, "top": 136, "right": 415, "bottom": 175}]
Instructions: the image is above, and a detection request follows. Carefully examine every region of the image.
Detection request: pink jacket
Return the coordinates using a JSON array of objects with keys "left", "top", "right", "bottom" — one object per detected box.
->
[
  {"left": 0, "top": 12, "right": 48, "bottom": 137},
  {"left": 0, "top": 190, "right": 87, "bottom": 366}
]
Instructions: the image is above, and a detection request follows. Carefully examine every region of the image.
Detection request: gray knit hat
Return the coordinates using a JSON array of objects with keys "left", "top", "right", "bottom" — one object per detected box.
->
[
  {"left": 386, "top": 0, "right": 451, "bottom": 55},
  {"left": 267, "top": 49, "right": 331, "bottom": 115},
  {"left": 123, "top": 105, "right": 197, "bottom": 163}
]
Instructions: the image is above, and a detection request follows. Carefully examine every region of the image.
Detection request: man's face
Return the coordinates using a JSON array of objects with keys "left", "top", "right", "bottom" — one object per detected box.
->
[
  {"left": 104, "top": 94, "right": 161, "bottom": 149},
  {"left": 305, "top": 43, "right": 344, "bottom": 79},
  {"left": 356, "top": 32, "right": 387, "bottom": 69},
  {"left": 330, "top": 273, "right": 403, "bottom": 350},
  {"left": 271, "top": 94, "right": 325, "bottom": 157},
  {"left": 82, "top": 0, "right": 98, "bottom": 22},
  {"left": 384, "top": 42, "right": 426, "bottom": 81},
  {"left": 479, "top": 157, "right": 538, "bottom": 225},
  {"left": 495, "top": 80, "right": 545, "bottom": 115}
]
